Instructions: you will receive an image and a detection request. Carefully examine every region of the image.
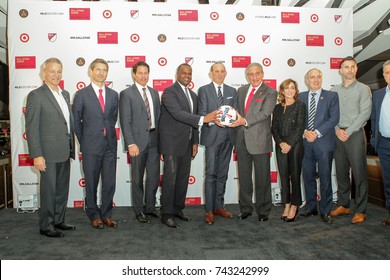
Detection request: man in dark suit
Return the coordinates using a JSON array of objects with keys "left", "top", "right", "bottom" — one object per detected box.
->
[
  {"left": 198, "top": 62, "right": 237, "bottom": 225},
  {"left": 298, "top": 68, "right": 339, "bottom": 224},
  {"left": 73, "top": 58, "right": 119, "bottom": 229},
  {"left": 370, "top": 60, "right": 390, "bottom": 226},
  {"left": 159, "top": 63, "right": 218, "bottom": 228},
  {"left": 119, "top": 61, "right": 160, "bottom": 224},
  {"left": 25, "top": 57, "right": 75, "bottom": 238},
  {"left": 230, "top": 62, "right": 277, "bottom": 222}
]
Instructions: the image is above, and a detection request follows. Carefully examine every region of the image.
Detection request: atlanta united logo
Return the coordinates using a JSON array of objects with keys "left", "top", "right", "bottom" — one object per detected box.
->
[
  {"left": 236, "top": 12, "right": 244, "bottom": 21},
  {"left": 76, "top": 57, "right": 85, "bottom": 66},
  {"left": 287, "top": 58, "right": 296, "bottom": 67},
  {"left": 19, "top": 9, "right": 28, "bottom": 18},
  {"left": 158, "top": 34, "right": 167, "bottom": 43}
]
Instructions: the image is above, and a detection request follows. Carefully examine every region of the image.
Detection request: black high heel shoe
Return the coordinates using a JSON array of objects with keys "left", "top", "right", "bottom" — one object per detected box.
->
[{"left": 285, "top": 209, "right": 298, "bottom": 222}]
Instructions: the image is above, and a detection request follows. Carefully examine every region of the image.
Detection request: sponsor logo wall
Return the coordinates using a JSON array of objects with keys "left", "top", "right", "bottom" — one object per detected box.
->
[{"left": 8, "top": 1, "right": 352, "bottom": 208}]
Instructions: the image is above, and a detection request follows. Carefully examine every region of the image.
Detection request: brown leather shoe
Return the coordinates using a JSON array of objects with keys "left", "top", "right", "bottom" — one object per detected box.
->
[
  {"left": 381, "top": 216, "right": 390, "bottom": 226},
  {"left": 351, "top": 213, "right": 366, "bottom": 224},
  {"left": 330, "top": 206, "right": 350, "bottom": 217},
  {"left": 103, "top": 218, "right": 118, "bottom": 228},
  {"left": 92, "top": 218, "right": 103, "bottom": 229},
  {"left": 205, "top": 212, "right": 214, "bottom": 225},
  {"left": 213, "top": 208, "right": 233, "bottom": 219}
]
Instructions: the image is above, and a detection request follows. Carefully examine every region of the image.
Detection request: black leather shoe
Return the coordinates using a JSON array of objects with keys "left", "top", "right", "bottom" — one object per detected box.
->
[
  {"left": 321, "top": 214, "right": 333, "bottom": 224},
  {"left": 136, "top": 212, "right": 151, "bottom": 223},
  {"left": 161, "top": 218, "right": 180, "bottom": 228},
  {"left": 145, "top": 210, "right": 160, "bottom": 219},
  {"left": 238, "top": 212, "right": 252, "bottom": 220},
  {"left": 54, "top": 223, "right": 76, "bottom": 230},
  {"left": 175, "top": 211, "right": 191, "bottom": 221},
  {"left": 258, "top": 214, "right": 269, "bottom": 222},
  {"left": 40, "top": 229, "right": 64, "bottom": 238},
  {"left": 299, "top": 209, "right": 318, "bottom": 217}
]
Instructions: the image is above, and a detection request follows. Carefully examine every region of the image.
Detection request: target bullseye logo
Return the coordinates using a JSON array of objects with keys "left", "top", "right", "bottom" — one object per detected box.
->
[
  {"left": 311, "top": 14, "right": 319, "bottom": 23},
  {"left": 20, "top": 33, "right": 29, "bottom": 43},
  {"left": 158, "top": 57, "right": 167, "bottom": 66},
  {"left": 76, "top": 82, "right": 86, "bottom": 90},
  {"left": 188, "top": 81, "right": 194, "bottom": 90},
  {"left": 79, "top": 178, "right": 85, "bottom": 188},
  {"left": 103, "top": 10, "right": 112, "bottom": 19},
  {"left": 236, "top": 35, "right": 245, "bottom": 44},
  {"left": 262, "top": 58, "right": 271, "bottom": 67},
  {"left": 188, "top": 175, "right": 196, "bottom": 185},
  {"left": 23, "top": 132, "right": 27, "bottom": 140},
  {"left": 334, "top": 37, "right": 343, "bottom": 46},
  {"left": 210, "top": 12, "right": 219, "bottom": 20},
  {"left": 130, "top": 34, "right": 140, "bottom": 43}
]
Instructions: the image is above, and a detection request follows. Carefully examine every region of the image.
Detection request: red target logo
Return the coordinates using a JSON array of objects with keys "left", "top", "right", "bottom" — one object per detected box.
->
[
  {"left": 23, "top": 132, "right": 27, "bottom": 140},
  {"left": 310, "top": 14, "right": 319, "bottom": 23},
  {"left": 158, "top": 57, "right": 167, "bottom": 66},
  {"left": 130, "top": 34, "right": 140, "bottom": 43},
  {"left": 79, "top": 178, "right": 85, "bottom": 188},
  {"left": 334, "top": 37, "right": 343, "bottom": 46},
  {"left": 236, "top": 35, "right": 245, "bottom": 44},
  {"left": 76, "top": 82, "right": 86, "bottom": 90},
  {"left": 103, "top": 10, "right": 112, "bottom": 19},
  {"left": 210, "top": 12, "right": 219, "bottom": 20},
  {"left": 262, "top": 58, "right": 271, "bottom": 67},
  {"left": 188, "top": 81, "right": 194, "bottom": 90},
  {"left": 20, "top": 33, "right": 29, "bottom": 43},
  {"left": 188, "top": 175, "right": 196, "bottom": 185}
]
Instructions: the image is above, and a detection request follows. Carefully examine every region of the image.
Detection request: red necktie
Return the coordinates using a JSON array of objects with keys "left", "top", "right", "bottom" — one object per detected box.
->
[
  {"left": 98, "top": 88, "right": 105, "bottom": 112},
  {"left": 98, "top": 89, "right": 106, "bottom": 136},
  {"left": 244, "top": 87, "right": 256, "bottom": 115}
]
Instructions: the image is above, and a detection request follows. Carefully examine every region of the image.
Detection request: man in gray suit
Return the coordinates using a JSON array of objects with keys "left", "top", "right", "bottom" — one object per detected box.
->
[
  {"left": 73, "top": 58, "right": 119, "bottom": 229},
  {"left": 230, "top": 62, "right": 277, "bottom": 222},
  {"left": 25, "top": 57, "right": 75, "bottom": 238},
  {"left": 198, "top": 62, "right": 237, "bottom": 225},
  {"left": 119, "top": 61, "right": 160, "bottom": 224}
]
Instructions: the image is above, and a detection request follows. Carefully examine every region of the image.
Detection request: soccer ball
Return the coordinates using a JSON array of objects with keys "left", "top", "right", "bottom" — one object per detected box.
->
[{"left": 218, "top": 105, "right": 237, "bottom": 127}]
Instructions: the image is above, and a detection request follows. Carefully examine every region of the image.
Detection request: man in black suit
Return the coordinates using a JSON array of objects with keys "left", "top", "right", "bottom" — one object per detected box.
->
[
  {"left": 159, "top": 63, "right": 218, "bottom": 228},
  {"left": 198, "top": 62, "right": 237, "bottom": 225},
  {"left": 25, "top": 57, "right": 75, "bottom": 238},
  {"left": 119, "top": 61, "right": 160, "bottom": 223},
  {"left": 73, "top": 58, "right": 119, "bottom": 229}
]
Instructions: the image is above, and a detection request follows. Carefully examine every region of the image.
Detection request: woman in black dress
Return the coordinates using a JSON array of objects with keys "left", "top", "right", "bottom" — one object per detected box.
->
[{"left": 271, "top": 79, "right": 306, "bottom": 222}]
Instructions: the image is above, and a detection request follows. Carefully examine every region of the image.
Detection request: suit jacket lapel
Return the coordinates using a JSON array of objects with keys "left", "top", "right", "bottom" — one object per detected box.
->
[
  {"left": 175, "top": 82, "right": 191, "bottom": 113},
  {"left": 247, "top": 83, "right": 266, "bottom": 113},
  {"left": 43, "top": 84, "right": 66, "bottom": 121},
  {"left": 240, "top": 85, "right": 250, "bottom": 113},
  {"left": 209, "top": 83, "right": 220, "bottom": 107}
]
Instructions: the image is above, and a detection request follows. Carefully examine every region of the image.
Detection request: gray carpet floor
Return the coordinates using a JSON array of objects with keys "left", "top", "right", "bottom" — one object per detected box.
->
[{"left": 0, "top": 203, "right": 389, "bottom": 260}]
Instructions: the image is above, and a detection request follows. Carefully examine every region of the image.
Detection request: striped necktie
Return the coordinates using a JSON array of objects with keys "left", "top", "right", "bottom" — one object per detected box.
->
[
  {"left": 142, "top": 87, "right": 152, "bottom": 128},
  {"left": 217, "top": 86, "right": 223, "bottom": 106},
  {"left": 308, "top": 92, "right": 316, "bottom": 130}
]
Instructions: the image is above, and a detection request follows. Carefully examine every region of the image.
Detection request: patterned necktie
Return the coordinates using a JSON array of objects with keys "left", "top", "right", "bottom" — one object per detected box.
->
[
  {"left": 142, "top": 87, "right": 152, "bottom": 128},
  {"left": 98, "top": 88, "right": 106, "bottom": 136},
  {"left": 217, "top": 86, "right": 223, "bottom": 106},
  {"left": 244, "top": 87, "right": 256, "bottom": 115},
  {"left": 184, "top": 87, "right": 192, "bottom": 113},
  {"left": 308, "top": 92, "right": 316, "bottom": 130}
]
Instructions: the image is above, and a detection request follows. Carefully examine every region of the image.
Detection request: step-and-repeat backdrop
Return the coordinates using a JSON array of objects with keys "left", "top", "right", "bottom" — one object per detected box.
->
[{"left": 8, "top": 1, "right": 352, "bottom": 209}]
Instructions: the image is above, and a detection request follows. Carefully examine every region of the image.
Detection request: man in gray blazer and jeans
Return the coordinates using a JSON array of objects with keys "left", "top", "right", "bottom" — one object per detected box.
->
[
  {"left": 25, "top": 57, "right": 75, "bottom": 238},
  {"left": 230, "top": 62, "right": 277, "bottom": 222}
]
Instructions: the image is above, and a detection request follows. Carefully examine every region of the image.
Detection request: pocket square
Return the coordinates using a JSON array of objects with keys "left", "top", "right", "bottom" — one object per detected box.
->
[
  {"left": 227, "top": 96, "right": 233, "bottom": 99},
  {"left": 255, "top": 99, "right": 263, "bottom": 102}
]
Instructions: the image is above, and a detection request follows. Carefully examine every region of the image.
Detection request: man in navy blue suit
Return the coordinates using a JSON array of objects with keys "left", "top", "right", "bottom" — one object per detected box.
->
[
  {"left": 73, "top": 58, "right": 119, "bottom": 229},
  {"left": 371, "top": 60, "right": 390, "bottom": 226},
  {"left": 298, "top": 68, "right": 339, "bottom": 224},
  {"left": 198, "top": 62, "right": 237, "bottom": 225}
]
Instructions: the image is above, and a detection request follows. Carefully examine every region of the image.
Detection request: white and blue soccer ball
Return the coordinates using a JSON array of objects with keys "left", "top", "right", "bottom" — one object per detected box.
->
[{"left": 218, "top": 105, "right": 237, "bottom": 127}]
